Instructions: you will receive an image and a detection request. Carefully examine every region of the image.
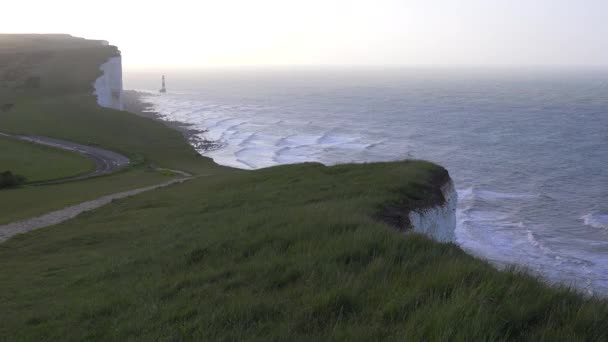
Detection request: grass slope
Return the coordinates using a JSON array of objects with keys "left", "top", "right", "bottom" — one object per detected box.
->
[
  {"left": 0, "top": 94, "right": 221, "bottom": 174},
  {"left": 0, "top": 136, "right": 95, "bottom": 182},
  {"left": 0, "top": 35, "right": 225, "bottom": 222},
  {"left": 1, "top": 162, "right": 607, "bottom": 341},
  {"left": 1, "top": 34, "right": 607, "bottom": 341},
  {"left": 0, "top": 169, "right": 172, "bottom": 225},
  {"left": 0, "top": 34, "right": 223, "bottom": 174}
]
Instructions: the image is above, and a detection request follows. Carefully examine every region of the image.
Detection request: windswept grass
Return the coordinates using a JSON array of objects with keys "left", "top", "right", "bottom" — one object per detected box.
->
[
  {"left": 0, "top": 94, "right": 222, "bottom": 174},
  {"left": 0, "top": 161, "right": 606, "bottom": 341},
  {"left": 0, "top": 34, "right": 226, "bottom": 224},
  {"left": 1, "top": 34, "right": 607, "bottom": 341},
  {"left": 0, "top": 168, "right": 172, "bottom": 225},
  {"left": 0, "top": 34, "right": 221, "bottom": 174}
]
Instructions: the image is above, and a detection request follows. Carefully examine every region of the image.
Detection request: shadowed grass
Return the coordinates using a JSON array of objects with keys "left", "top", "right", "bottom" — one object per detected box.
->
[
  {"left": 1, "top": 34, "right": 607, "bottom": 341},
  {"left": 0, "top": 161, "right": 606, "bottom": 341},
  {"left": 0, "top": 136, "right": 95, "bottom": 182},
  {"left": 0, "top": 94, "right": 223, "bottom": 175},
  {"left": 0, "top": 168, "right": 171, "bottom": 225},
  {"left": 0, "top": 34, "right": 227, "bottom": 225}
]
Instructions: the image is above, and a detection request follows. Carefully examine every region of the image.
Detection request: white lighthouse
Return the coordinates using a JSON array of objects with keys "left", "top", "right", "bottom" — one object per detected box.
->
[{"left": 159, "top": 75, "right": 167, "bottom": 93}]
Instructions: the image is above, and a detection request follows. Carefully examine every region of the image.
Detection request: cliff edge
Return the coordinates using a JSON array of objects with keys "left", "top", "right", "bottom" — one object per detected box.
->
[
  {"left": 93, "top": 55, "right": 124, "bottom": 110},
  {"left": 409, "top": 179, "right": 457, "bottom": 242}
]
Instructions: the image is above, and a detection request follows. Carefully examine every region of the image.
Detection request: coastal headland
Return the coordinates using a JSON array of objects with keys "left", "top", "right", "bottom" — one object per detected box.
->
[{"left": 0, "top": 34, "right": 606, "bottom": 340}]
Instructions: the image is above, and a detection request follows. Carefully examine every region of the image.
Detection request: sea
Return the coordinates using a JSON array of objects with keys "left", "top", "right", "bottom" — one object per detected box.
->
[{"left": 125, "top": 67, "right": 608, "bottom": 295}]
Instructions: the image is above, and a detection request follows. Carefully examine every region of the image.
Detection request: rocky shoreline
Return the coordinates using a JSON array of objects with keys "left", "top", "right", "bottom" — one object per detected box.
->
[{"left": 122, "top": 90, "right": 222, "bottom": 152}]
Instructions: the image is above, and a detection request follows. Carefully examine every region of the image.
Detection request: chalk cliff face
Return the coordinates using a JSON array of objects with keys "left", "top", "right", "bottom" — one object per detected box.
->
[
  {"left": 93, "top": 56, "right": 123, "bottom": 110},
  {"left": 409, "top": 180, "right": 457, "bottom": 243}
]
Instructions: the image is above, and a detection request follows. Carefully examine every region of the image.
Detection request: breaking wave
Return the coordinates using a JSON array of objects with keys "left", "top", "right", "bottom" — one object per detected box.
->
[
  {"left": 582, "top": 213, "right": 608, "bottom": 230},
  {"left": 135, "top": 71, "right": 608, "bottom": 296}
]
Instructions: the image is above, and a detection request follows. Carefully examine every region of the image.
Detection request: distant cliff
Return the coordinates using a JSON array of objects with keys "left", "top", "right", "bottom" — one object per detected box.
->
[
  {"left": 0, "top": 34, "right": 120, "bottom": 103},
  {"left": 93, "top": 56, "right": 124, "bottom": 110}
]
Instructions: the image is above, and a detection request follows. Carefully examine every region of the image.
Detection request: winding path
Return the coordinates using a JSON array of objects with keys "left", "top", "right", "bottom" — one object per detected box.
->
[
  {"left": 0, "top": 174, "right": 192, "bottom": 243},
  {"left": 0, "top": 132, "right": 130, "bottom": 182},
  {"left": 0, "top": 132, "right": 193, "bottom": 243}
]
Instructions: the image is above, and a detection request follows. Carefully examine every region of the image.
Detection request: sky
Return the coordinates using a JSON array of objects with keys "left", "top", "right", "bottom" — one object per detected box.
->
[{"left": 2, "top": 0, "right": 608, "bottom": 70}]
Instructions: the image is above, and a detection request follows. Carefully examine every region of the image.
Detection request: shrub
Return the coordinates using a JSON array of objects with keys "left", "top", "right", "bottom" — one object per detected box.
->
[{"left": 0, "top": 171, "right": 26, "bottom": 189}]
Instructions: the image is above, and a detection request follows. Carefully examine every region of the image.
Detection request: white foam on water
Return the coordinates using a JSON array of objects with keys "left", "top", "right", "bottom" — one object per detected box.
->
[
  {"left": 459, "top": 187, "right": 539, "bottom": 202},
  {"left": 142, "top": 93, "right": 392, "bottom": 170},
  {"left": 141, "top": 92, "right": 608, "bottom": 296},
  {"left": 317, "top": 130, "right": 357, "bottom": 145},
  {"left": 455, "top": 187, "right": 608, "bottom": 295},
  {"left": 582, "top": 213, "right": 608, "bottom": 230}
]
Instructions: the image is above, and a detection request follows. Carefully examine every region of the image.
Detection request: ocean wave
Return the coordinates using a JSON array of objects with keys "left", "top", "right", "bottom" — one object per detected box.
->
[
  {"left": 225, "top": 122, "right": 247, "bottom": 132},
  {"left": 457, "top": 211, "right": 595, "bottom": 292},
  {"left": 206, "top": 118, "right": 242, "bottom": 130},
  {"left": 582, "top": 213, "right": 608, "bottom": 230},
  {"left": 238, "top": 133, "right": 278, "bottom": 147},
  {"left": 458, "top": 187, "right": 538, "bottom": 202},
  {"left": 275, "top": 134, "right": 320, "bottom": 147},
  {"left": 317, "top": 129, "right": 356, "bottom": 145},
  {"left": 364, "top": 141, "right": 386, "bottom": 150},
  {"left": 137, "top": 77, "right": 608, "bottom": 296},
  {"left": 526, "top": 230, "right": 555, "bottom": 256}
]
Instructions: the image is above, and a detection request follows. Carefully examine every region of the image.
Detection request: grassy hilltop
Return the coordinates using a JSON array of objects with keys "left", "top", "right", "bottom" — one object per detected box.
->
[
  {"left": 0, "top": 35, "right": 607, "bottom": 341},
  {"left": 0, "top": 34, "right": 227, "bottom": 223}
]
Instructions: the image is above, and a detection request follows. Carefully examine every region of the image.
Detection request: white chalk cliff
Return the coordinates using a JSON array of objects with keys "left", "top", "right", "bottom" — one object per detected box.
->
[
  {"left": 409, "top": 180, "right": 457, "bottom": 243},
  {"left": 93, "top": 56, "right": 124, "bottom": 110}
]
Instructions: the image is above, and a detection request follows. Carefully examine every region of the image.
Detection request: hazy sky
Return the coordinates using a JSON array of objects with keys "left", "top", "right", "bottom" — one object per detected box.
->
[{"left": 3, "top": 0, "right": 608, "bottom": 70}]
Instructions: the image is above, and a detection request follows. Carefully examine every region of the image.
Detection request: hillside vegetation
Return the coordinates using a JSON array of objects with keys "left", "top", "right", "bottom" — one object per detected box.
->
[
  {"left": 0, "top": 136, "right": 94, "bottom": 183},
  {"left": 0, "top": 34, "right": 225, "bottom": 222},
  {"left": 2, "top": 162, "right": 608, "bottom": 340},
  {"left": 0, "top": 35, "right": 607, "bottom": 341}
]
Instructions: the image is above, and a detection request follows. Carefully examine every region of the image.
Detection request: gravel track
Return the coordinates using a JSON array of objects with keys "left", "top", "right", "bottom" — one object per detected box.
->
[
  {"left": 1, "top": 132, "right": 194, "bottom": 243},
  {"left": 0, "top": 174, "right": 192, "bottom": 243}
]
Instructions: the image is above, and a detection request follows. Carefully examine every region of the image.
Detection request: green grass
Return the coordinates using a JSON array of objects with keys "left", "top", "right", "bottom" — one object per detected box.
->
[
  {"left": 1, "top": 161, "right": 607, "bottom": 341},
  {"left": 1, "top": 34, "right": 607, "bottom": 341},
  {"left": 0, "top": 168, "right": 173, "bottom": 225},
  {"left": 0, "top": 94, "right": 223, "bottom": 174},
  {"left": 0, "top": 91, "right": 226, "bottom": 222},
  {"left": 0, "top": 34, "right": 226, "bottom": 224},
  {"left": 0, "top": 34, "right": 222, "bottom": 174},
  {"left": 0, "top": 136, "right": 95, "bottom": 182}
]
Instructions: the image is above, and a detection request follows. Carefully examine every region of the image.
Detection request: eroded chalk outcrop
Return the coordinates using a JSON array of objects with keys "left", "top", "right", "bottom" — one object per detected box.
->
[{"left": 408, "top": 180, "right": 457, "bottom": 242}]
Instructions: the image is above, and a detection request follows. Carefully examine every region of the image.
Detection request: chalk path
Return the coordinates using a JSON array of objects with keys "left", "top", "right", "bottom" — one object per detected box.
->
[
  {"left": 1, "top": 131, "right": 194, "bottom": 243},
  {"left": 0, "top": 172, "right": 192, "bottom": 243}
]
